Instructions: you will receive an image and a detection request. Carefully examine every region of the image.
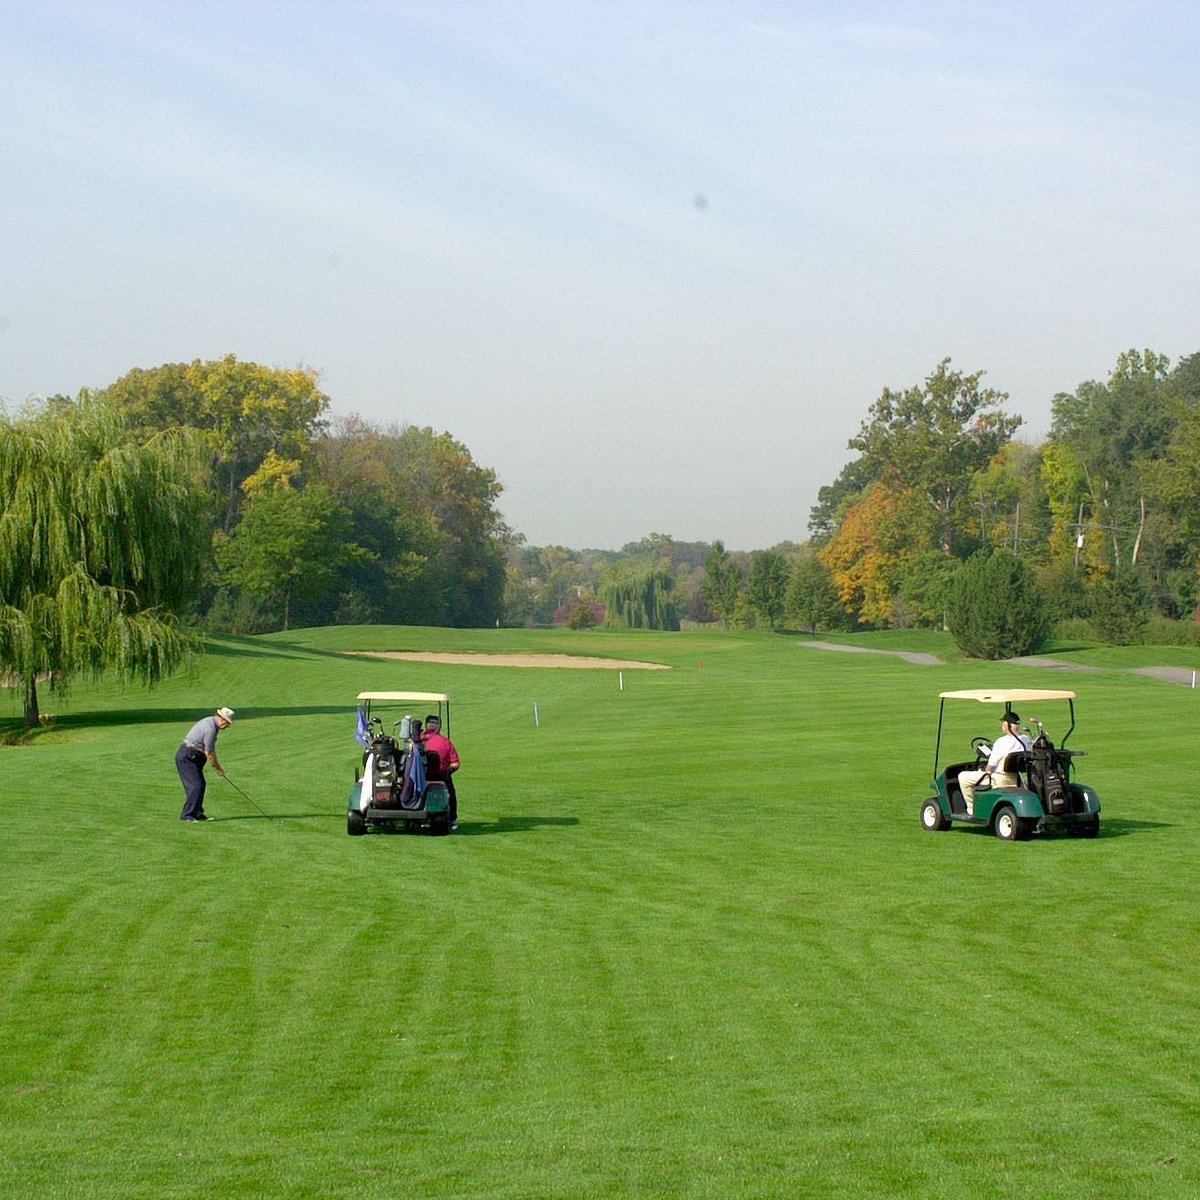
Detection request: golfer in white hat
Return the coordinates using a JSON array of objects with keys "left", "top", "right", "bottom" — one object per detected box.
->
[{"left": 175, "top": 707, "right": 236, "bottom": 822}]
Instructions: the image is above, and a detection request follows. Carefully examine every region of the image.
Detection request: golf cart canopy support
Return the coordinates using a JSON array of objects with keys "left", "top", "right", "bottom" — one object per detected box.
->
[
  {"left": 357, "top": 691, "right": 451, "bottom": 731},
  {"left": 934, "top": 688, "right": 1076, "bottom": 780}
]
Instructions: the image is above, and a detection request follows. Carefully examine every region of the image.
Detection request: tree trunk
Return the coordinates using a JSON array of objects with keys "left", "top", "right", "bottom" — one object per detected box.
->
[
  {"left": 24, "top": 675, "right": 39, "bottom": 726},
  {"left": 1131, "top": 496, "right": 1146, "bottom": 566}
]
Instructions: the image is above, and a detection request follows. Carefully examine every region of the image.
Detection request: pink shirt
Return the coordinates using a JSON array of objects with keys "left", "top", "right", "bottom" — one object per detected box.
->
[{"left": 422, "top": 731, "right": 459, "bottom": 777}]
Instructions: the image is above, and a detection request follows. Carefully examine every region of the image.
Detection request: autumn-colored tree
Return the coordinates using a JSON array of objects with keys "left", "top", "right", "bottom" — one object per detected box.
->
[
  {"left": 818, "top": 483, "right": 930, "bottom": 626},
  {"left": 104, "top": 355, "right": 330, "bottom": 531}
]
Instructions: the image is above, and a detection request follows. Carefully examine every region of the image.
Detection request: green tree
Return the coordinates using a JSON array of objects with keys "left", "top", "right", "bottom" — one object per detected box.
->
[
  {"left": 1142, "top": 352, "right": 1200, "bottom": 616},
  {"left": 786, "top": 549, "right": 846, "bottom": 634},
  {"left": 1049, "top": 349, "right": 1175, "bottom": 572},
  {"left": 746, "top": 550, "right": 792, "bottom": 629},
  {"left": 1090, "top": 569, "right": 1150, "bottom": 644},
  {"left": 701, "top": 540, "right": 743, "bottom": 626},
  {"left": 895, "top": 551, "right": 959, "bottom": 629},
  {"left": 945, "top": 550, "right": 1050, "bottom": 660},
  {"left": 215, "top": 470, "right": 368, "bottom": 632},
  {"left": 849, "top": 358, "right": 1021, "bottom": 556},
  {"left": 316, "top": 419, "right": 507, "bottom": 627},
  {"left": 0, "top": 397, "right": 205, "bottom": 722}
]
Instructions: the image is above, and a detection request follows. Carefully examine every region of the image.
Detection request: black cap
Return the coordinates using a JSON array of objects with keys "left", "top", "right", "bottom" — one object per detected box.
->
[
  {"left": 1002, "top": 710, "right": 1020, "bottom": 725},
  {"left": 424, "top": 714, "right": 440, "bottom": 729}
]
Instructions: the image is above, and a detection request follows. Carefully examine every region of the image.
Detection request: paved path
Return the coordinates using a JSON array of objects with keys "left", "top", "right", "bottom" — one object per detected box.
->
[
  {"left": 796, "top": 640, "right": 942, "bottom": 665},
  {"left": 796, "top": 642, "right": 1199, "bottom": 685}
]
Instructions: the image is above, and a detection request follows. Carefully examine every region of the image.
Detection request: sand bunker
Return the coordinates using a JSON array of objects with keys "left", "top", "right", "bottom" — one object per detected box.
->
[{"left": 344, "top": 651, "right": 670, "bottom": 670}]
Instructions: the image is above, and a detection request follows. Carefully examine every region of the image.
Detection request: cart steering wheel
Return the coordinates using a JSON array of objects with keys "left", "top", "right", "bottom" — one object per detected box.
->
[{"left": 971, "top": 736, "right": 992, "bottom": 762}]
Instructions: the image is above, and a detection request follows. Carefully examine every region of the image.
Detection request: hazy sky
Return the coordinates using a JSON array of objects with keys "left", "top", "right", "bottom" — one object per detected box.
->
[{"left": 3, "top": 2, "right": 1198, "bottom": 550}]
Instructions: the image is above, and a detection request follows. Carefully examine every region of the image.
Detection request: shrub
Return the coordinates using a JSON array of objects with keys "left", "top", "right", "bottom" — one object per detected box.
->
[
  {"left": 946, "top": 549, "right": 1050, "bottom": 659},
  {"left": 564, "top": 600, "right": 601, "bottom": 630}
]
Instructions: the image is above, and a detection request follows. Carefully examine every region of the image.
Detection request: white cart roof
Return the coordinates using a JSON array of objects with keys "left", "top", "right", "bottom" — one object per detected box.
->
[
  {"left": 357, "top": 692, "right": 451, "bottom": 703},
  {"left": 938, "top": 688, "right": 1075, "bottom": 703}
]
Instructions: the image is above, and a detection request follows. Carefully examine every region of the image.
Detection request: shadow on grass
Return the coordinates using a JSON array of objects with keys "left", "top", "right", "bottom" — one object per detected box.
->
[
  {"left": 950, "top": 817, "right": 1170, "bottom": 840},
  {"left": 203, "top": 636, "right": 374, "bottom": 664},
  {"left": 206, "top": 812, "right": 338, "bottom": 823},
  {"left": 198, "top": 813, "right": 579, "bottom": 836},
  {"left": 40, "top": 705, "right": 357, "bottom": 730},
  {"left": 1092, "top": 818, "right": 1173, "bottom": 838},
  {"left": 453, "top": 816, "right": 580, "bottom": 836}
]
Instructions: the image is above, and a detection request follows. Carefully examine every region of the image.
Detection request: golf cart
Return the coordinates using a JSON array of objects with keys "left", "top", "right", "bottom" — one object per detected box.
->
[
  {"left": 347, "top": 691, "right": 453, "bottom": 836},
  {"left": 920, "top": 688, "right": 1101, "bottom": 840}
]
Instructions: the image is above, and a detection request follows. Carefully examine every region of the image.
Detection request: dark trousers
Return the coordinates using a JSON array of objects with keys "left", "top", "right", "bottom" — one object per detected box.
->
[{"left": 176, "top": 745, "right": 207, "bottom": 819}]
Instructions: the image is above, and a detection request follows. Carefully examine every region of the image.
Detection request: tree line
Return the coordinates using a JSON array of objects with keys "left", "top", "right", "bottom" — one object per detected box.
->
[
  {"left": 6, "top": 345, "right": 1200, "bottom": 722},
  {"left": 2, "top": 356, "right": 508, "bottom": 721},
  {"left": 506, "top": 348, "right": 1200, "bottom": 657}
]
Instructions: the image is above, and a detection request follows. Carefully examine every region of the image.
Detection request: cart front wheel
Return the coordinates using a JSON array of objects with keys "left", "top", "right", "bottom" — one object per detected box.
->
[{"left": 920, "top": 798, "right": 950, "bottom": 831}]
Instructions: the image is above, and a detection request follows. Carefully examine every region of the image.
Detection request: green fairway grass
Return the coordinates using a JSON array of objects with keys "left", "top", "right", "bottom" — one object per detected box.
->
[{"left": 3, "top": 626, "right": 1199, "bottom": 1198}]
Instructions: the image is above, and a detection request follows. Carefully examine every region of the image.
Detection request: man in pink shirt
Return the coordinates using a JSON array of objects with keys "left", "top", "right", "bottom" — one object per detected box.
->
[{"left": 421, "top": 714, "right": 461, "bottom": 830}]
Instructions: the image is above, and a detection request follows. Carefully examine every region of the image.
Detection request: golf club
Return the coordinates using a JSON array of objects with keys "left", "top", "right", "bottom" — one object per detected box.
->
[{"left": 222, "top": 773, "right": 279, "bottom": 823}]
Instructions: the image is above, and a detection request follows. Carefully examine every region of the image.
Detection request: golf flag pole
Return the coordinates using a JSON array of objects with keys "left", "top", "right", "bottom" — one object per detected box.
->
[
  {"left": 534, "top": 702, "right": 539, "bottom": 727},
  {"left": 619, "top": 671, "right": 624, "bottom": 691}
]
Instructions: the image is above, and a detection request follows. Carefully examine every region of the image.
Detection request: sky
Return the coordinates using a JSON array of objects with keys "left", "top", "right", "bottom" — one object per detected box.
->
[{"left": 3, "top": 2, "right": 1199, "bottom": 551}]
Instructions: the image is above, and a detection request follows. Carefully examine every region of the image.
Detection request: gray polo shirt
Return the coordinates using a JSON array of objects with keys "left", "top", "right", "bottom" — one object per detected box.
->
[{"left": 183, "top": 715, "right": 221, "bottom": 754}]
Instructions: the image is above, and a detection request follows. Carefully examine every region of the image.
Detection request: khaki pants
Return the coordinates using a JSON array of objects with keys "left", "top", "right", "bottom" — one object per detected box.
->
[{"left": 958, "top": 769, "right": 1018, "bottom": 815}]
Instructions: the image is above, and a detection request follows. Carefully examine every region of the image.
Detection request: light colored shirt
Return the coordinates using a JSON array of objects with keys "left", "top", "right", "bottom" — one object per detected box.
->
[{"left": 987, "top": 730, "right": 1031, "bottom": 771}]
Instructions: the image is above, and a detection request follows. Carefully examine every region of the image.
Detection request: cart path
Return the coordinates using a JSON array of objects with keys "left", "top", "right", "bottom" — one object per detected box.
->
[
  {"left": 797, "top": 642, "right": 1199, "bottom": 685},
  {"left": 796, "top": 641, "right": 942, "bottom": 665},
  {"left": 342, "top": 650, "right": 670, "bottom": 669},
  {"left": 1002, "top": 655, "right": 1097, "bottom": 671}
]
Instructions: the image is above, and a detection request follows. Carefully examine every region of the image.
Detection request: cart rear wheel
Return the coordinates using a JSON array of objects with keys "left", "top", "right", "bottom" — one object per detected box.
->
[
  {"left": 347, "top": 809, "right": 366, "bottom": 837},
  {"left": 920, "top": 798, "right": 950, "bottom": 831},
  {"left": 1070, "top": 816, "right": 1100, "bottom": 839},
  {"left": 994, "top": 805, "right": 1029, "bottom": 841}
]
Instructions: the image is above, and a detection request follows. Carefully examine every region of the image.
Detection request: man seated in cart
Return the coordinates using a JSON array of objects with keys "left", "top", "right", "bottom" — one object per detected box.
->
[{"left": 957, "top": 709, "right": 1031, "bottom": 817}]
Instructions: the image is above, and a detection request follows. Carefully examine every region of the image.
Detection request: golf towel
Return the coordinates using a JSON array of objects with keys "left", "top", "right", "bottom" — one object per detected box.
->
[
  {"left": 355, "top": 707, "right": 370, "bottom": 747},
  {"left": 406, "top": 740, "right": 426, "bottom": 796}
]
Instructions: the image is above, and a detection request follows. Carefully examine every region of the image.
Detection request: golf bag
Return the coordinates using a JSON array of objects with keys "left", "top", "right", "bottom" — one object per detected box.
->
[
  {"left": 370, "top": 732, "right": 400, "bottom": 808},
  {"left": 1028, "top": 734, "right": 1067, "bottom": 814}
]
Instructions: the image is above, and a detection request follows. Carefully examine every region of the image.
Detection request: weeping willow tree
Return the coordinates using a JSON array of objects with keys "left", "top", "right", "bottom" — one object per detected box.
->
[
  {"left": 0, "top": 396, "right": 208, "bottom": 723},
  {"left": 601, "top": 562, "right": 679, "bottom": 630}
]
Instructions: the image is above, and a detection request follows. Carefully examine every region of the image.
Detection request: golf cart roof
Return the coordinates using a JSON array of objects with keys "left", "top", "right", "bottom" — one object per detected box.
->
[
  {"left": 357, "top": 691, "right": 450, "bottom": 703},
  {"left": 938, "top": 688, "right": 1075, "bottom": 702}
]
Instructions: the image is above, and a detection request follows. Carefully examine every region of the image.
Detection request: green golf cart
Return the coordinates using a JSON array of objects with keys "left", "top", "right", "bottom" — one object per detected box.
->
[
  {"left": 347, "top": 691, "right": 453, "bottom": 836},
  {"left": 920, "top": 688, "right": 1100, "bottom": 840}
]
